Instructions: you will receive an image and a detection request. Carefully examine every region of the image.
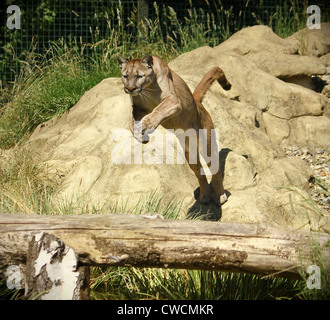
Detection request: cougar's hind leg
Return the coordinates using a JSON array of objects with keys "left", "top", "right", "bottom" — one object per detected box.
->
[
  {"left": 208, "top": 135, "right": 227, "bottom": 206},
  {"left": 185, "top": 149, "right": 212, "bottom": 205},
  {"left": 176, "top": 128, "right": 211, "bottom": 205},
  {"left": 212, "top": 168, "right": 227, "bottom": 206},
  {"left": 201, "top": 115, "right": 227, "bottom": 206}
]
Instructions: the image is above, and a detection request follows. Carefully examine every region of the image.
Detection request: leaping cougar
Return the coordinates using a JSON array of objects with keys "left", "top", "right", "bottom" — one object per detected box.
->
[{"left": 118, "top": 55, "right": 231, "bottom": 206}]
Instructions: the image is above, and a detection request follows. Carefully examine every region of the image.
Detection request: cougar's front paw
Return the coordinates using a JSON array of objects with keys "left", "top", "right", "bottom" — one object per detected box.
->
[
  {"left": 134, "top": 133, "right": 149, "bottom": 144},
  {"left": 134, "top": 120, "right": 151, "bottom": 143},
  {"left": 141, "top": 115, "right": 157, "bottom": 134}
]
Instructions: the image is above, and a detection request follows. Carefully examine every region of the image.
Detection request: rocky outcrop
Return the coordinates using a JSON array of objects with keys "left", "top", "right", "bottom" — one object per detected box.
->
[
  {"left": 170, "top": 24, "right": 330, "bottom": 147},
  {"left": 286, "top": 23, "right": 330, "bottom": 57},
  {"left": 27, "top": 25, "right": 329, "bottom": 230}
]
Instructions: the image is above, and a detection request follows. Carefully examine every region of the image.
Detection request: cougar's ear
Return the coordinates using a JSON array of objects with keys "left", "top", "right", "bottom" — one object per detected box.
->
[
  {"left": 118, "top": 55, "right": 128, "bottom": 68},
  {"left": 141, "top": 55, "right": 153, "bottom": 69}
]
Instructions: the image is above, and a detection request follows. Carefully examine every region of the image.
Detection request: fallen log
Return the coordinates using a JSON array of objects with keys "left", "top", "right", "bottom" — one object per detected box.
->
[{"left": 0, "top": 213, "right": 329, "bottom": 280}]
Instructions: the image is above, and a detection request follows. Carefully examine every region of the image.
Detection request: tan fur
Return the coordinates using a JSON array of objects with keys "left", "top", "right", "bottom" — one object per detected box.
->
[{"left": 118, "top": 55, "right": 231, "bottom": 206}]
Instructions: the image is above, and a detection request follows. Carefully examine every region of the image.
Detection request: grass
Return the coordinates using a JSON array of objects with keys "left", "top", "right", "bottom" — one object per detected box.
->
[
  {"left": 264, "top": 0, "right": 308, "bottom": 38},
  {"left": 0, "top": 39, "right": 117, "bottom": 148},
  {"left": 298, "top": 234, "right": 330, "bottom": 300},
  {"left": 90, "top": 267, "right": 302, "bottom": 300},
  {"left": 1, "top": 0, "right": 328, "bottom": 301},
  {"left": 0, "top": 146, "right": 183, "bottom": 217}
]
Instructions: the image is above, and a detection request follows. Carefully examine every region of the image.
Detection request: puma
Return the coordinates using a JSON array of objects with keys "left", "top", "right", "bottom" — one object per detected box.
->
[{"left": 118, "top": 55, "right": 231, "bottom": 206}]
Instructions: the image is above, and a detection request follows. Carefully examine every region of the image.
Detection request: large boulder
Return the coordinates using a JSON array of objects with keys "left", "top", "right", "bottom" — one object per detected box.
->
[
  {"left": 170, "top": 46, "right": 329, "bottom": 147},
  {"left": 27, "top": 26, "right": 329, "bottom": 230},
  {"left": 286, "top": 23, "right": 330, "bottom": 57},
  {"left": 246, "top": 51, "right": 326, "bottom": 79},
  {"left": 211, "top": 25, "right": 298, "bottom": 55},
  {"left": 216, "top": 24, "right": 330, "bottom": 146}
]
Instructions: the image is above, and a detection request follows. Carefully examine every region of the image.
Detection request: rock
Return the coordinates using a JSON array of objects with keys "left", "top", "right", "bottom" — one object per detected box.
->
[
  {"left": 169, "top": 44, "right": 329, "bottom": 147},
  {"left": 246, "top": 51, "right": 326, "bottom": 79},
  {"left": 30, "top": 84, "right": 198, "bottom": 208},
  {"left": 246, "top": 51, "right": 326, "bottom": 90},
  {"left": 286, "top": 116, "right": 330, "bottom": 147},
  {"left": 28, "top": 75, "right": 323, "bottom": 230},
  {"left": 26, "top": 26, "right": 330, "bottom": 231},
  {"left": 213, "top": 25, "right": 298, "bottom": 55},
  {"left": 322, "top": 84, "right": 330, "bottom": 98},
  {"left": 262, "top": 113, "right": 290, "bottom": 145},
  {"left": 286, "top": 23, "right": 330, "bottom": 57},
  {"left": 55, "top": 156, "right": 103, "bottom": 199},
  {"left": 320, "top": 53, "right": 330, "bottom": 66},
  {"left": 222, "top": 151, "right": 255, "bottom": 191}
]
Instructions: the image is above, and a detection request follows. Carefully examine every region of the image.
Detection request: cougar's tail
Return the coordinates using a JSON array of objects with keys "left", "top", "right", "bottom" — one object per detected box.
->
[{"left": 193, "top": 67, "right": 231, "bottom": 104}]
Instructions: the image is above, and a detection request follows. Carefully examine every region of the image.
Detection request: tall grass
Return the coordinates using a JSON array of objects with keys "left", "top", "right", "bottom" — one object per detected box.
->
[
  {"left": 0, "top": 146, "right": 183, "bottom": 217},
  {"left": 0, "top": 39, "right": 117, "bottom": 148},
  {"left": 90, "top": 267, "right": 303, "bottom": 300},
  {"left": 270, "top": 0, "right": 309, "bottom": 38}
]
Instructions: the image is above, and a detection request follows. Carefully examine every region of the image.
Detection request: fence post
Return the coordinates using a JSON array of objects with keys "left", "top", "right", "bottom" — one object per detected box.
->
[{"left": 25, "top": 232, "right": 90, "bottom": 300}]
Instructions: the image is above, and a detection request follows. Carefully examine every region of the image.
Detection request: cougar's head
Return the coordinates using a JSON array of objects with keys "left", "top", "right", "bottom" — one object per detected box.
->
[{"left": 118, "top": 55, "right": 154, "bottom": 96}]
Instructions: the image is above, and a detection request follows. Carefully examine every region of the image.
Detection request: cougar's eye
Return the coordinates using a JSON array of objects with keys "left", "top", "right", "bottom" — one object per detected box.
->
[
  {"left": 122, "top": 75, "right": 128, "bottom": 79},
  {"left": 135, "top": 75, "right": 144, "bottom": 79}
]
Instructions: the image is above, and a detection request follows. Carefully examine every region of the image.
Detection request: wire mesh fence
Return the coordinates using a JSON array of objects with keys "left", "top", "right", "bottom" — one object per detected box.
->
[{"left": 1, "top": 0, "right": 325, "bottom": 86}]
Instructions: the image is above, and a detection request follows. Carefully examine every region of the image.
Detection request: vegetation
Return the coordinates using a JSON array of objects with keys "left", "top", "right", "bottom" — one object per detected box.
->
[
  {"left": 90, "top": 267, "right": 301, "bottom": 300},
  {"left": 0, "top": 146, "right": 329, "bottom": 300},
  {"left": 0, "top": 0, "right": 316, "bottom": 149},
  {"left": 0, "top": 0, "right": 328, "bottom": 300}
]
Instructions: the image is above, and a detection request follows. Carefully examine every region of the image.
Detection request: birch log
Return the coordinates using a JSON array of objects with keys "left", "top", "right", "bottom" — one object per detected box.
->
[
  {"left": 0, "top": 213, "right": 329, "bottom": 279},
  {"left": 24, "top": 232, "right": 90, "bottom": 300}
]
